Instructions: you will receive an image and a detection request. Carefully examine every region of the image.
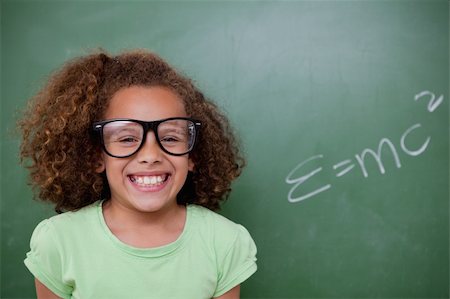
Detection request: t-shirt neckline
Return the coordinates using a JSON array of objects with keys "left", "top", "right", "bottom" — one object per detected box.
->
[{"left": 96, "top": 200, "right": 192, "bottom": 258}]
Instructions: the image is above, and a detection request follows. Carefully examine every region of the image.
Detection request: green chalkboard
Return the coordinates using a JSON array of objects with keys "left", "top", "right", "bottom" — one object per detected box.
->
[{"left": 1, "top": 1, "right": 448, "bottom": 298}]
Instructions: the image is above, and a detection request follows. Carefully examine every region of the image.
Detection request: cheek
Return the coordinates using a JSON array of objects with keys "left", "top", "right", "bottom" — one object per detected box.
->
[
  {"left": 101, "top": 155, "right": 129, "bottom": 178},
  {"left": 172, "top": 157, "right": 192, "bottom": 181},
  {"left": 102, "top": 160, "right": 128, "bottom": 191}
]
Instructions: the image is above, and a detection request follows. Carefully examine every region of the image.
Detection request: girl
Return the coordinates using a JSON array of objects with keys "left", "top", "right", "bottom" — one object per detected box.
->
[{"left": 19, "top": 50, "right": 257, "bottom": 299}]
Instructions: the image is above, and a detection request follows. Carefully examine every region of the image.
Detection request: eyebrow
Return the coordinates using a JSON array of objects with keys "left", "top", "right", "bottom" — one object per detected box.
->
[
  {"left": 106, "top": 126, "right": 141, "bottom": 136},
  {"left": 159, "top": 126, "right": 187, "bottom": 135}
]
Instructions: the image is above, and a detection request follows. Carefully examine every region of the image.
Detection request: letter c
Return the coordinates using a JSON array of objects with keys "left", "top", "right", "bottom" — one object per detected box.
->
[{"left": 400, "top": 123, "right": 431, "bottom": 156}]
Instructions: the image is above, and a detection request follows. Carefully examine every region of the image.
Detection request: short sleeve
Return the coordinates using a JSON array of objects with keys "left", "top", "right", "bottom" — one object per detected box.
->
[
  {"left": 24, "top": 219, "right": 73, "bottom": 299},
  {"left": 214, "top": 225, "right": 257, "bottom": 297}
]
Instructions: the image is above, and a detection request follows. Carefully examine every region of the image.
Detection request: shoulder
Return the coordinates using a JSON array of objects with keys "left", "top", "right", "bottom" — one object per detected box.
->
[
  {"left": 187, "top": 204, "right": 257, "bottom": 256},
  {"left": 189, "top": 205, "right": 236, "bottom": 227},
  {"left": 46, "top": 201, "right": 99, "bottom": 227},
  {"left": 31, "top": 201, "right": 100, "bottom": 242},
  {"left": 26, "top": 201, "right": 102, "bottom": 268},
  {"left": 188, "top": 205, "right": 242, "bottom": 239}
]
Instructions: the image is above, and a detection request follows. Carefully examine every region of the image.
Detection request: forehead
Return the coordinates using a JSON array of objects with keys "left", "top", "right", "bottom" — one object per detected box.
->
[{"left": 104, "top": 86, "right": 187, "bottom": 120}]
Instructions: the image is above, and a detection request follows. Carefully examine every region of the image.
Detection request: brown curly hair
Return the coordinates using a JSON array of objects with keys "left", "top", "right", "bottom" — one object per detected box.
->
[{"left": 18, "top": 49, "right": 244, "bottom": 213}]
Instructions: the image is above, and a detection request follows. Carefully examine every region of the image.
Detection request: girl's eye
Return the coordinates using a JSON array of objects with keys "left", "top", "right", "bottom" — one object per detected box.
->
[
  {"left": 117, "top": 136, "right": 140, "bottom": 144},
  {"left": 161, "top": 136, "right": 180, "bottom": 143}
]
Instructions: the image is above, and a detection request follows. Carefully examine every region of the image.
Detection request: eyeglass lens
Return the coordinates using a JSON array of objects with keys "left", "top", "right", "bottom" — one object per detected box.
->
[{"left": 102, "top": 119, "right": 196, "bottom": 157}]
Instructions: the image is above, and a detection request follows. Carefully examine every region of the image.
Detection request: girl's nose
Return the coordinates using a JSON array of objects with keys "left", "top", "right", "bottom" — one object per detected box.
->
[{"left": 136, "top": 132, "right": 163, "bottom": 164}]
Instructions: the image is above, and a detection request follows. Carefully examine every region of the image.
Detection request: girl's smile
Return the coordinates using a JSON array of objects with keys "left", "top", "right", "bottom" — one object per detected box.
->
[{"left": 128, "top": 173, "right": 169, "bottom": 189}]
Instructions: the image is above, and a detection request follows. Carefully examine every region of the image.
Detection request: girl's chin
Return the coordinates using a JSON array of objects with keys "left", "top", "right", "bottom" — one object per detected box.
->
[
  {"left": 125, "top": 193, "right": 178, "bottom": 214},
  {"left": 124, "top": 199, "right": 174, "bottom": 214}
]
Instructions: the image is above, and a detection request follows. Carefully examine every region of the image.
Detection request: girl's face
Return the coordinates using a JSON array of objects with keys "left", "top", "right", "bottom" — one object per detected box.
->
[{"left": 97, "top": 85, "right": 194, "bottom": 215}]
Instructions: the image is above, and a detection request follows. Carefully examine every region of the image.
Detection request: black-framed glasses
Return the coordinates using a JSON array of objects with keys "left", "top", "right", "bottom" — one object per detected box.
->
[{"left": 92, "top": 117, "right": 201, "bottom": 158}]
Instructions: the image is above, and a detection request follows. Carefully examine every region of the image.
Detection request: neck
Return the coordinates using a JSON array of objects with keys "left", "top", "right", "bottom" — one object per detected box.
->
[
  {"left": 104, "top": 199, "right": 184, "bottom": 226},
  {"left": 102, "top": 199, "right": 187, "bottom": 248}
]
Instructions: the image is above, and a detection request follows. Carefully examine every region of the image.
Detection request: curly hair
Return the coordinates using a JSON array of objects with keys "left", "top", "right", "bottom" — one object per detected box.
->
[{"left": 18, "top": 49, "right": 245, "bottom": 213}]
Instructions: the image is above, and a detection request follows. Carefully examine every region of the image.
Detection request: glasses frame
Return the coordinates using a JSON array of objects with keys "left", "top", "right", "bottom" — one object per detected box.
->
[{"left": 92, "top": 117, "right": 201, "bottom": 158}]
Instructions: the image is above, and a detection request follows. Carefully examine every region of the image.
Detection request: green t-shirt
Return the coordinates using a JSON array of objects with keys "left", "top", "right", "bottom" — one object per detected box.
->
[{"left": 24, "top": 201, "right": 257, "bottom": 298}]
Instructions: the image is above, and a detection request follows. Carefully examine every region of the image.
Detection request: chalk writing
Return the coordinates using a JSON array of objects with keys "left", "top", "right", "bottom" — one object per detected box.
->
[
  {"left": 286, "top": 155, "right": 331, "bottom": 203},
  {"left": 414, "top": 90, "right": 444, "bottom": 112},
  {"left": 333, "top": 160, "right": 354, "bottom": 177},
  {"left": 286, "top": 90, "right": 444, "bottom": 203},
  {"left": 400, "top": 123, "right": 431, "bottom": 156},
  {"left": 355, "top": 138, "right": 401, "bottom": 178}
]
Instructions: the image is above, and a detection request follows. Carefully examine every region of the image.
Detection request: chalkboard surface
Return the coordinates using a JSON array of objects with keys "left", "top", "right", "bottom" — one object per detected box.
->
[{"left": 1, "top": 1, "right": 448, "bottom": 298}]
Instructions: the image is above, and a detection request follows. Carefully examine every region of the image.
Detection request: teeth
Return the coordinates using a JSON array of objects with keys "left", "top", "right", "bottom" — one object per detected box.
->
[{"left": 131, "top": 175, "right": 166, "bottom": 187}]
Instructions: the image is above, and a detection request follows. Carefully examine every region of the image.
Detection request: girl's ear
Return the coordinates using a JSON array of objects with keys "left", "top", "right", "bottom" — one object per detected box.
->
[
  {"left": 188, "top": 158, "right": 195, "bottom": 172},
  {"left": 95, "top": 159, "right": 105, "bottom": 173}
]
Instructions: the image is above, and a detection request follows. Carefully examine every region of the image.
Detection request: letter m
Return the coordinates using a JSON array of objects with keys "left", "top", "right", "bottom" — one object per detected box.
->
[{"left": 355, "top": 138, "right": 401, "bottom": 178}]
